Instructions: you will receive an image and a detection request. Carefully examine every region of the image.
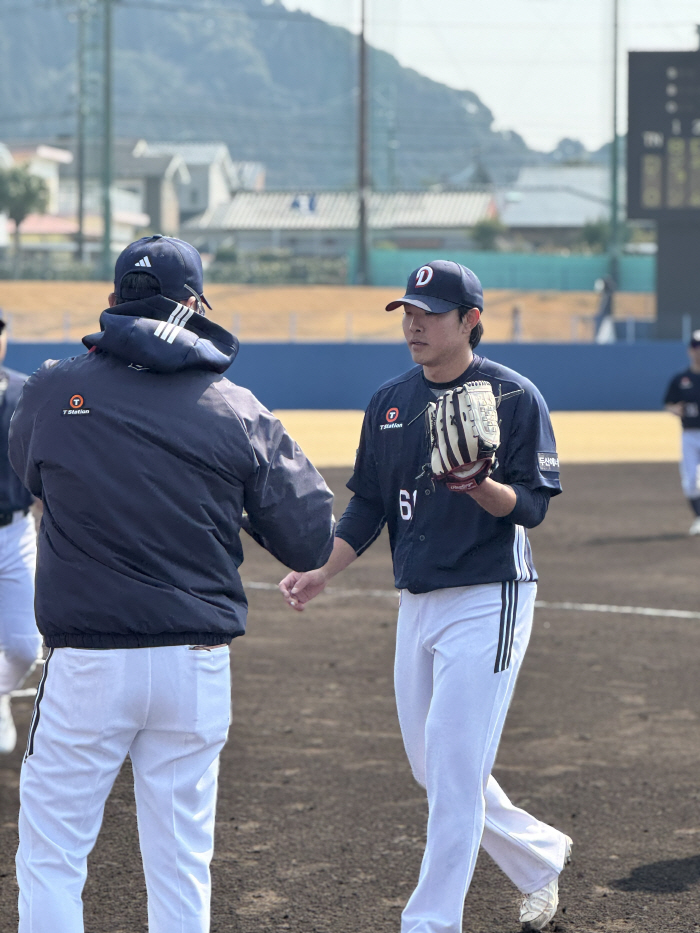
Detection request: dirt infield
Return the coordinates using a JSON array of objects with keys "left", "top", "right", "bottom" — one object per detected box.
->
[
  {"left": 0, "top": 282, "right": 653, "bottom": 343},
  {"left": 1, "top": 463, "right": 700, "bottom": 932}
]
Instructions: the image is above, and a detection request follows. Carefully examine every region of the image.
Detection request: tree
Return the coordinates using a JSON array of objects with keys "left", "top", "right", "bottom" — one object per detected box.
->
[
  {"left": 471, "top": 217, "right": 506, "bottom": 251},
  {"left": 0, "top": 165, "right": 49, "bottom": 274},
  {"left": 580, "top": 220, "right": 609, "bottom": 253}
]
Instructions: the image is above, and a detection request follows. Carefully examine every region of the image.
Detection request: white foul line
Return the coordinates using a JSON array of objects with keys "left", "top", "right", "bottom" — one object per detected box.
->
[
  {"left": 245, "top": 580, "right": 700, "bottom": 621},
  {"left": 9, "top": 687, "right": 38, "bottom": 699},
  {"left": 534, "top": 600, "right": 700, "bottom": 621},
  {"left": 18, "top": 586, "right": 696, "bottom": 690}
]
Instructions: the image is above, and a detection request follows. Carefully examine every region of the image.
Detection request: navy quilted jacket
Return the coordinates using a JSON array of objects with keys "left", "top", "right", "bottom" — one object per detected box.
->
[{"left": 9, "top": 296, "right": 334, "bottom": 648}]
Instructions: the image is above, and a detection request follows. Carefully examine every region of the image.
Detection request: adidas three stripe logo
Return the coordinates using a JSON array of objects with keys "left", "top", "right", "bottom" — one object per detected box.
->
[
  {"left": 154, "top": 303, "right": 194, "bottom": 344},
  {"left": 135, "top": 256, "right": 152, "bottom": 267}
]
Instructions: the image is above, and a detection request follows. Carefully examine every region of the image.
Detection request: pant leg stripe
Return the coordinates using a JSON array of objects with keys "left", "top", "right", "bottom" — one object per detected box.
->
[
  {"left": 494, "top": 581, "right": 509, "bottom": 673},
  {"left": 502, "top": 581, "right": 514, "bottom": 672},
  {"left": 504, "top": 581, "right": 519, "bottom": 670},
  {"left": 24, "top": 647, "right": 53, "bottom": 761}
]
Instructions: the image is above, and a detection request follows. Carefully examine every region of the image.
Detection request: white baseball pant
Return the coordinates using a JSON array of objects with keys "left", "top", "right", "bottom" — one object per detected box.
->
[
  {"left": 0, "top": 511, "right": 41, "bottom": 695},
  {"left": 680, "top": 428, "right": 700, "bottom": 499},
  {"left": 16, "top": 643, "right": 231, "bottom": 933},
  {"left": 395, "top": 581, "right": 569, "bottom": 933}
]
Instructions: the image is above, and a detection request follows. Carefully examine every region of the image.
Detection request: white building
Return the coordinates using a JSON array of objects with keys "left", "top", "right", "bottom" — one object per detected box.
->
[
  {"left": 133, "top": 142, "right": 265, "bottom": 221},
  {"left": 8, "top": 144, "right": 73, "bottom": 215}
]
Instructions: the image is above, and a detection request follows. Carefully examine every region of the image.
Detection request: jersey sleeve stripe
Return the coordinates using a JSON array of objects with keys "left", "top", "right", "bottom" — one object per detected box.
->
[{"left": 351, "top": 517, "right": 387, "bottom": 557}]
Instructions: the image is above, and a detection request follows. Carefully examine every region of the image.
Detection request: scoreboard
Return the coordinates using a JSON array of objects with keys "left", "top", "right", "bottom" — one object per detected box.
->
[{"left": 627, "top": 51, "right": 700, "bottom": 220}]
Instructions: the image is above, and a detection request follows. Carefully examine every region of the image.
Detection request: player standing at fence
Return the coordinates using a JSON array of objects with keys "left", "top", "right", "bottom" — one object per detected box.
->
[
  {"left": 0, "top": 309, "right": 41, "bottom": 754},
  {"left": 9, "top": 235, "right": 335, "bottom": 933},
  {"left": 664, "top": 329, "right": 700, "bottom": 535},
  {"left": 279, "top": 260, "right": 572, "bottom": 933}
]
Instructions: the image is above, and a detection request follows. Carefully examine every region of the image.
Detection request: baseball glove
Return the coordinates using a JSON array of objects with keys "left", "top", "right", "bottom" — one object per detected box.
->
[{"left": 427, "top": 381, "right": 501, "bottom": 492}]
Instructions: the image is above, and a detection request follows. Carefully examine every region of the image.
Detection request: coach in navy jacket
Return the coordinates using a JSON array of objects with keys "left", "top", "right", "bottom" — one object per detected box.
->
[
  {"left": 9, "top": 235, "right": 335, "bottom": 933},
  {"left": 9, "top": 280, "right": 333, "bottom": 651}
]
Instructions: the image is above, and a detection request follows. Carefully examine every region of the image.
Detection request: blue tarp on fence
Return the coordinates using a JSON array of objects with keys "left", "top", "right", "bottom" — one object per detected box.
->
[
  {"left": 6, "top": 340, "right": 687, "bottom": 412},
  {"left": 360, "top": 250, "right": 655, "bottom": 292}
]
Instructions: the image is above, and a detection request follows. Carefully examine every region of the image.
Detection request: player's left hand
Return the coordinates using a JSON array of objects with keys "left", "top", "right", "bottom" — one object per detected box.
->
[
  {"left": 463, "top": 477, "right": 517, "bottom": 517},
  {"left": 428, "top": 381, "right": 500, "bottom": 491},
  {"left": 442, "top": 454, "right": 496, "bottom": 492}
]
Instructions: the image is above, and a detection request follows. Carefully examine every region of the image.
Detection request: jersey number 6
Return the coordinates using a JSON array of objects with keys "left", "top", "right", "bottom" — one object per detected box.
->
[{"left": 400, "top": 489, "right": 417, "bottom": 521}]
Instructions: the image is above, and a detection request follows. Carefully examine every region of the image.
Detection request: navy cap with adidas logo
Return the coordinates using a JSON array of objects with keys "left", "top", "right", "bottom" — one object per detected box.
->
[
  {"left": 114, "top": 234, "right": 212, "bottom": 310},
  {"left": 385, "top": 259, "right": 483, "bottom": 315}
]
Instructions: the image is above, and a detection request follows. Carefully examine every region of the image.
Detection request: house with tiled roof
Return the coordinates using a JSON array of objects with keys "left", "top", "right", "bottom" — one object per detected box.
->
[
  {"left": 184, "top": 189, "right": 496, "bottom": 257},
  {"left": 496, "top": 165, "right": 626, "bottom": 250}
]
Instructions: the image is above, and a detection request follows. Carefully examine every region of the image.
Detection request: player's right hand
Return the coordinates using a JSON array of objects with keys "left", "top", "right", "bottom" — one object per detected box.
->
[{"left": 278, "top": 569, "right": 328, "bottom": 611}]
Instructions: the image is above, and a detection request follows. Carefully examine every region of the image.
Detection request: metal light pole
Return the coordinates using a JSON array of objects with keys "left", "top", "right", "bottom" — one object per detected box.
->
[
  {"left": 356, "top": 0, "right": 370, "bottom": 285},
  {"left": 101, "top": 0, "right": 113, "bottom": 279},
  {"left": 609, "top": 0, "right": 620, "bottom": 289},
  {"left": 76, "top": 0, "right": 87, "bottom": 264}
]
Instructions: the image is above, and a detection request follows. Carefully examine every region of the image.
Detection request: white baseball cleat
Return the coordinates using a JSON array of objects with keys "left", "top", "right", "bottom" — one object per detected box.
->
[
  {"left": 0, "top": 694, "right": 17, "bottom": 754},
  {"left": 689, "top": 517, "right": 700, "bottom": 536},
  {"left": 520, "top": 836, "right": 572, "bottom": 931}
]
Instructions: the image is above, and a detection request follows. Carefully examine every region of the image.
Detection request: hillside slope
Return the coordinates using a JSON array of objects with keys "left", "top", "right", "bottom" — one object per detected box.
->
[{"left": 0, "top": 0, "right": 535, "bottom": 188}]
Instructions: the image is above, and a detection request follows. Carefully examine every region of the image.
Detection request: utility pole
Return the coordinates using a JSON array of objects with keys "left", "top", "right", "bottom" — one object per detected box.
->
[
  {"left": 76, "top": 0, "right": 87, "bottom": 264},
  {"left": 356, "top": 0, "right": 370, "bottom": 285},
  {"left": 609, "top": 0, "right": 620, "bottom": 290},
  {"left": 387, "top": 108, "right": 399, "bottom": 190},
  {"left": 101, "top": 0, "right": 113, "bottom": 279}
]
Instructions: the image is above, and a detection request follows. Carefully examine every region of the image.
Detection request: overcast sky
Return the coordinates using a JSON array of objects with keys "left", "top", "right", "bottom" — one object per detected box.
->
[{"left": 280, "top": 0, "right": 700, "bottom": 152}]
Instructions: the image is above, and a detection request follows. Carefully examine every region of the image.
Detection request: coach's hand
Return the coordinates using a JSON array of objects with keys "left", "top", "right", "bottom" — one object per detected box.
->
[{"left": 279, "top": 569, "right": 328, "bottom": 611}]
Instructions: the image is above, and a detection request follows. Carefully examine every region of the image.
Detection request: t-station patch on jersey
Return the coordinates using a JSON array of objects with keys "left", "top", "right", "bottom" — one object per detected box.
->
[
  {"left": 537, "top": 452, "right": 560, "bottom": 472},
  {"left": 380, "top": 406, "right": 403, "bottom": 430},
  {"left": 62, "top": 394, "right": 91, "bottom": 416}
]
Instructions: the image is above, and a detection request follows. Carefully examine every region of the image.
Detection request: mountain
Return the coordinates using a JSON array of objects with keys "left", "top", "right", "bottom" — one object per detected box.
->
[{"left": 0, "top": 0, "right": 593, "bottom": 189}]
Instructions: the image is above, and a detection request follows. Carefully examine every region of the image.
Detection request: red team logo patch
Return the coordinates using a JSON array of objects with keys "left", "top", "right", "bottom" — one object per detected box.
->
[
  {"left": 386, "top": 407, "right": 399, "bottom": 423},
  {"left": 69, "top": 395, "right": 84, "bottom": 409},
  {"left": 415, "top": 266, "right": 434, "bottom": 288}
]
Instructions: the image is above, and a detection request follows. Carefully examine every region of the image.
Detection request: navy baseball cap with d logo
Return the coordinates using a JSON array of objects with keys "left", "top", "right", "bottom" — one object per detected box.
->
[
  {"left": 114, "top": 234, "right": 212, "bottom": 309},
  {"left": 385, "top": 259, "right": 483, "bottom": 314}
]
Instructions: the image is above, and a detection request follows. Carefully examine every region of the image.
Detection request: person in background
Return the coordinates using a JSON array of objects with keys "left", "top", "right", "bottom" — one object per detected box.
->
[
  {"left": 0, "top": 308, "right": 41, "bottom": 754},
  {"left": 664, "top": 329, "right": 700, "bottom": 535}
]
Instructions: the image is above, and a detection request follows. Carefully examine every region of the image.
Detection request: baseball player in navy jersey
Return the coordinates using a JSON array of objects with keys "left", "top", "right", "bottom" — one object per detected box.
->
[
  {"left": 280, "top": 260, "right": 572, "bottom": 933},
  {"left": 664, "top": 329, "right": 700, "bottom": 535},
  {"left": 8, "top": 235, "right": 334, "bottom": 933}
]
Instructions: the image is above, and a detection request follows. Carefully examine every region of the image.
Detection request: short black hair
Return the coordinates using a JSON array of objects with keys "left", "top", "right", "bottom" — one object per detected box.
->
[
  {"left": 457, "top": 306, "right": 483, "bottom": 349},
  {"left": 116, "top": 271, "right": 161, "bottom": 304}
]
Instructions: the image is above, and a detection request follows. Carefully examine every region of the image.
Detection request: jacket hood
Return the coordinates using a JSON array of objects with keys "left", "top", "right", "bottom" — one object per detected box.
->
[{"left": 82, "top": 295, "right": 239, "bottom": 374}]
